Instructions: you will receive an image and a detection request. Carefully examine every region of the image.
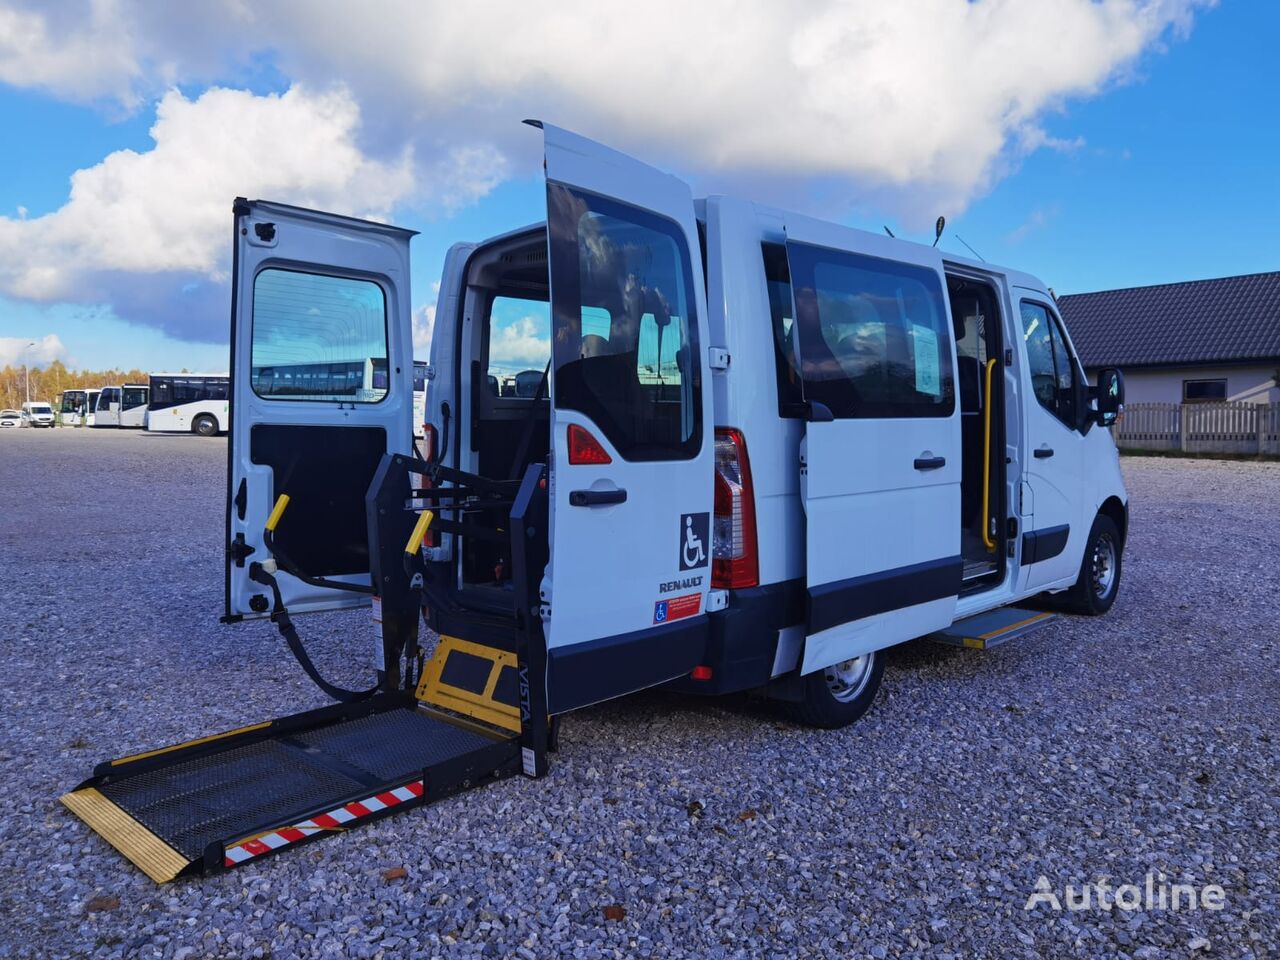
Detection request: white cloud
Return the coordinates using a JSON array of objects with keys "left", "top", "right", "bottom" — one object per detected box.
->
[
  {"left": 0, "top": 1, "right": 1214, "bottom": 212},
  {"left": 0, "top": 334, "right": 68, "bottom": 367},
  {"left": 0, "top": 0, "right": 1214, "bottom": 342},
  {"left": 489, "top": 316, "right": 550, "bottom": 371},
  {"left": 412, "top": 303, "right": 435, "bottom": 352},
  {"left": 0, "top": 84, "right": 412, "bottom": 300}
]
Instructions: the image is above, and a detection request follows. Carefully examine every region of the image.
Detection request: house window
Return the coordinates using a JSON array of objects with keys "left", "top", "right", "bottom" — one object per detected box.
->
[{"left": 1183, "top": 379, "right": 1226, "bottom": 402}]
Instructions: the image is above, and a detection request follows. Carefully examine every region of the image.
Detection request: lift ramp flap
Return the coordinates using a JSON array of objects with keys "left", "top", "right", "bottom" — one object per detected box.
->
[{"left": 60, "top": 692, "right": 520, "bottom": 883}]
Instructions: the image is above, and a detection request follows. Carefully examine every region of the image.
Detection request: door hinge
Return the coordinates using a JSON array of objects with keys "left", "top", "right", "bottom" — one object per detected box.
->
[
  {"left": 706, "top": 588, "right": 729, "bottom": 612},
  {"left": 228, "top": 533, "right": 255, "bottom": 567},
  {"left": 424, "top": 364, "right": 436, "bottom": 380},
  {"left": 708, "top": 347, "right": 731, "bottom": 371}
]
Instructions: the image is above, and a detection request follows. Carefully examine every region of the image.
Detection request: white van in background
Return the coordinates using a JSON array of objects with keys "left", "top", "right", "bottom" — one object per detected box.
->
[
  {"left": 20, "top": 401, "right": 56, "bottom": 427},
  {"left": 223, "top": 126, "right": 1128, "bottom": 729}
]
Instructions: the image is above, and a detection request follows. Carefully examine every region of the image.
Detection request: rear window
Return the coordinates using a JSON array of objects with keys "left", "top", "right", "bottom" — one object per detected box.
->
[
  {"left": 547, "top": 184, "right": 701, "bottom": 460},
  {"left": 786, "top": 242, "right": 955, "bottom": 419},
  {"left": 251, "top": 268, "right": 389, "bottom": 402}
]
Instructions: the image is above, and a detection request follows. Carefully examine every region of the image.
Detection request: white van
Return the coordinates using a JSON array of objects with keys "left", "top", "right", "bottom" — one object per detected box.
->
[
  {"left": 20, "top": 401, "right": 56, "bottom": 427},
  {"left": 223, "top": 126, "right": 1127, "bottom": 728}
]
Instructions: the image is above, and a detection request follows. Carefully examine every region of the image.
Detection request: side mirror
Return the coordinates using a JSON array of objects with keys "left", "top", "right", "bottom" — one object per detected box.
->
[{"left": 1092, "top": 367, "right": 1124, "bottom": 426}]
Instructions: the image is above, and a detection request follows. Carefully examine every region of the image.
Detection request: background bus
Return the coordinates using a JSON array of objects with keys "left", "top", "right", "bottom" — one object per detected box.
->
[
  {"left": 94, "top": 384, "right": 149, "bottom": 428},
  {"left": 248, "top": 357, "right": 427, "bottom": 438},
  {"left": 59, "top": 388, "right": 102, "bottom": 426},
  {"left": 146, "top": 373, "right": 230, "bottom": 436},
  {"left": 413, "top": 360, "right": 428, "bottom": 438}
]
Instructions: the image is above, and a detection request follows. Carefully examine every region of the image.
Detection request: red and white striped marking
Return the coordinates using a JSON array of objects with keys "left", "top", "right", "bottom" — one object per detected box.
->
[{"left": 223, "top": 780, "right": 424, "bottom": 868}]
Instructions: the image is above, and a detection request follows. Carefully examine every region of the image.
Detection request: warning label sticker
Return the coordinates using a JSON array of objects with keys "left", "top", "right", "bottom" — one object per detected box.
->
[{"left": 654, "top": 592, "right": 701, "bottom": 625}]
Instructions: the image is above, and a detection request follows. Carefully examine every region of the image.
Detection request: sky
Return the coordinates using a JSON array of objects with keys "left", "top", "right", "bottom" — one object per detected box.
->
[{"left": 0, "top": 0, "right": 1274, "bottom": 374}]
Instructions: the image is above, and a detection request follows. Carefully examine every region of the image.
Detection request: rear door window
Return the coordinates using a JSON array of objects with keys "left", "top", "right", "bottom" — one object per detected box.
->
[
  {"left": 547, "top": 184, "right": 701, "bottom": 459},
  {"left": 786, "top": 242, "right": 955, "bottom": 418},
  {"left": 485, "top": 295, "right": 551, "bottom": 398},
  {"left": 250, "top": 268, "right": 388, "bottom": 402}
]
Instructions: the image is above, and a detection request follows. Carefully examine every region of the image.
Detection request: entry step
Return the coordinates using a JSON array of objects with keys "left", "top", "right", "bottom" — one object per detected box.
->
[{"left": 931, "top": 607, "right": 1056, "bottom": 650}]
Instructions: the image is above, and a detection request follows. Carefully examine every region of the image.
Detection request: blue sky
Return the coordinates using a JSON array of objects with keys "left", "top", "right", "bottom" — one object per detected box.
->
[{"left": 0, "top": 1, "right": 1270, "bottom": 374}]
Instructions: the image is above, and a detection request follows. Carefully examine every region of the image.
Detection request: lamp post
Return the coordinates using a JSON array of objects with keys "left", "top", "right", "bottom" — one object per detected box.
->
[{"left": 22, "top": 341, "right": 36, "bottom": 405}]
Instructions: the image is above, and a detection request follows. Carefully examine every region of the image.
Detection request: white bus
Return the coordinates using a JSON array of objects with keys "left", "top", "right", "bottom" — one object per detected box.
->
[
  {"left": 93, "top": 384, "right": 150, "bottom": 428},
  {"left": 60, "top": 388, "right": 101, "bottom": 427},
  {"left": 413, "top": 360, "right": 428, "bottom": 438},
  {"left": 146, "top": 373, "right": 230, "bottom": 436}
]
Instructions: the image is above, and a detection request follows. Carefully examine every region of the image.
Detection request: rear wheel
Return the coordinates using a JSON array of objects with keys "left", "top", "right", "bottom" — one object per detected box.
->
[
  {"left": 192, "top": 414, "right": 218, "bottom": 438},
  {"left": 1061, "top": 513, "right": 1122, "bottom": 615},
  {"left": 785, "top": 650, "right": 885, "bottom": 729}
]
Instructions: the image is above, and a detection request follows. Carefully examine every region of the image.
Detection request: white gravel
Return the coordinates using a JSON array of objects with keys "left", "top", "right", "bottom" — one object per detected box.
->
[{"left": 0, "top": 430, "right": 1277, "bottom": 958}]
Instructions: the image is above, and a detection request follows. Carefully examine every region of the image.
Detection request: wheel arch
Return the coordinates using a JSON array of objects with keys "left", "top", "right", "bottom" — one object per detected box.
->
[{"left": 1098, "top": 496, "right": 1127, "bottom": 550}]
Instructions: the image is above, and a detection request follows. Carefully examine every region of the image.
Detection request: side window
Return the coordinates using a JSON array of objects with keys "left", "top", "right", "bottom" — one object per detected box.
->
[
  {"left": 1183, "top": 379, "right": 1226, "bottom": 402},
  {"left": 785, "top": 242, "right": 955, "bottom": 418},
  {"left": 547, "top": 184, "right": 701, "bottom": 460},
  {"left": 251, "top": 268, "right": 389, "bottom": 402},
  {"left": 1020, "top": 301, "right": 1078, "bottom": 427},
  {"left": 485, "top": 295, "right": 551, "bottom": 398},
  {"left": 762, "top": 243, "right": 805, "bottom": 416}
]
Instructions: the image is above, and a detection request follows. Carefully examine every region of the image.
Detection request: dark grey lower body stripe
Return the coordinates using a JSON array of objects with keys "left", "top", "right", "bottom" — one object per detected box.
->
[
  {"left": 1022, "top": 524, "right": 1070, "bottom": 565},
  {"left": 807, "top": 555, "right": 963, "bottom": 635}
]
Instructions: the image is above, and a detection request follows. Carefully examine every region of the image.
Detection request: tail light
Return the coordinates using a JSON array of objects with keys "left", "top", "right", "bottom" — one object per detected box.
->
[
  {"left": 568, "top": 423, "right": 612, "bottom": 465},
  {"left": 712, "top": 427, "right": 758, "bottom": 589}
]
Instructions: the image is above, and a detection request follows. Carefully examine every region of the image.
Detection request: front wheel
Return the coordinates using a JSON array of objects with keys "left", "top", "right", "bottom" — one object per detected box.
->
[
  {"left": 1062, "top": 513, "right": 1122, "bottom": 615},
  {"left": 192, "top": 414, "right": 218, "bottom": 438},
  {"left": 785, "top": 650, "right": 885, "bottom": 729}
]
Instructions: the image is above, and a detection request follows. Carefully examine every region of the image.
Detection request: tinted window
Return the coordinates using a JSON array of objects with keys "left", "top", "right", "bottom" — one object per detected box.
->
[
  {"left": 786, "top": 242, "right": 954, "bottom": 418},
  {"left": 251, "top": 269, "right": 388, "bottom": 402},
  {"left": 486, "top": 295, "right": 550, "bottom": 399},
  {"left": 547, "top": 184, "right": 701, "bottom": 460},
  {"left": 762, "top": 243, "right": 805, "bottom": 415},
  {"left": 1020, "top": 301, "right": 1078, "bottom": 426},
  {"left": 1183, "top": 379, "right": 1226, "bottom": 402},
  {"left": 122, "top": 387, "right": 147, "bottom": 409}
]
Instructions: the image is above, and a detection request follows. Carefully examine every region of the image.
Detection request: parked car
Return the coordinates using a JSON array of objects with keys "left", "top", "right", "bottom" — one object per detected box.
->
[
  {"left": 20, "top": 402, "right": 56, "bottom": 428},
  {"left": 0, "top": 409, "right": 21, "bottom": 427}
]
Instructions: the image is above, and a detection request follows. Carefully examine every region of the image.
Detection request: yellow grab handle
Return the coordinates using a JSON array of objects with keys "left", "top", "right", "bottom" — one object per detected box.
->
[
  {"left": 265, "top": 493, "right": 291, "bottom": 533},
  {"left": 981, "top": 359, "right": 998, "bottom": 552},
  {"left": 406, "top": 510, "right": 434, "bottom": 555}
]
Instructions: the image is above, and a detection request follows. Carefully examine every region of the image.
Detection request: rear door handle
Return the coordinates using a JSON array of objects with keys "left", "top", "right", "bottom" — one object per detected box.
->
[
  {"left": 569, "top": 488, "right": 627, "bottom": 507},
  {"left": 1034, "top": 447, "right": 1055, "bottom": 459},
  {"left": 913, "top": 456, "right": 946, "bottom": 470}
]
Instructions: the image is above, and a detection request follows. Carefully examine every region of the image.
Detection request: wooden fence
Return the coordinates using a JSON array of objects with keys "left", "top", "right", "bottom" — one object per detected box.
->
[{"left": 1112, "top": 401, "right": 1280, "bottom": 455}]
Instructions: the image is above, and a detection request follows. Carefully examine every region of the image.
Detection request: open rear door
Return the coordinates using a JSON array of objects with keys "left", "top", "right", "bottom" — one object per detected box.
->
[
  {"left": 224, "top": 199, "right": 416, "bottom": 620},
  {"left": 536, "top": 124, "right": 715, "bottom": 713},
  {"left": 783, "top": 223, "right": 963, "bottom": 673}
]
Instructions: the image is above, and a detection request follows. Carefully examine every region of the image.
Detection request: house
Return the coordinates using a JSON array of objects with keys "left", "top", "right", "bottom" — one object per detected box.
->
[{"left": 1057, "top": 271, "right": 1280, "bottom": 404}]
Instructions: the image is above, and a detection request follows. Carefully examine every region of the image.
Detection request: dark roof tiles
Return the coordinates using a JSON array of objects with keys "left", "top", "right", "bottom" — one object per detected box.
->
[{"left": 1057, "top": 271, "right": 1280, "bottom": 368}]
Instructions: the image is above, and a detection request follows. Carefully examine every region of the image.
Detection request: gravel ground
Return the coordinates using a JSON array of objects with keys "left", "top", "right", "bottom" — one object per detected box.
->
[{"left": 0, "top": 429, "right": 1277, "bottom": 959}]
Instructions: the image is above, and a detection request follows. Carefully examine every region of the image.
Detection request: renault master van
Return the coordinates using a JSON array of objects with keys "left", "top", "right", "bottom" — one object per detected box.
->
[{"left": 223, "top": 124, "right": 1127, "bottom": 730}]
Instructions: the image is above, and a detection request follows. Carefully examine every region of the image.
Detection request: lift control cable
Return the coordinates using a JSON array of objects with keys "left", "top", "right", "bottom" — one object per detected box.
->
[{"left": 248, "top": 493, "right": 379, "bottom": 703}]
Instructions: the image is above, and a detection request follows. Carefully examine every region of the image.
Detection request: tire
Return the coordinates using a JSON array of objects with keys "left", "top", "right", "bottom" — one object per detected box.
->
[
  {"left": 784, "top": 650, "right": 885, "bottom": 729},
  {"left": 192, "top": 414, "right": 218, "bottom": 438},
  {"left": 1061, "top": 513, "right": 1122, "bottom": 615}
]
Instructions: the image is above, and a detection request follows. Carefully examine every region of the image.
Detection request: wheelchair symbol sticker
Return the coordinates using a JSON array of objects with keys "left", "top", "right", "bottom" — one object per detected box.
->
[{"left": 679, "top": 512, "right": 709, "bottom": 571}]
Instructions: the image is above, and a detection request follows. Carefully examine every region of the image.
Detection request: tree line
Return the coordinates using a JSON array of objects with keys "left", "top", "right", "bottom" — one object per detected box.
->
[{"left": 0, "top": 362, "right": 152, "bottom": 412}]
